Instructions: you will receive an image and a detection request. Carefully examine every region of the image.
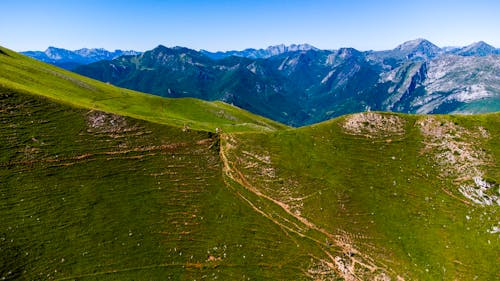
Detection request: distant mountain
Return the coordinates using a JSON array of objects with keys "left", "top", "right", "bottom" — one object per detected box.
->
[
  {"left": 72, "top": 39, "right": 500, "bottom": 126},
  {"left": 201, "top": 43, "right": 318, "bottom": 60},
  {"left": 452, "top": 41, "right": 497, "bottom": 56},
  {"left": 394, "top": 38, "right": 442, "bottom": 58},
  {"left": 22, "top": 47, "right": 141, "bottom": 70},
  {"left": 367, "top": 39, "right": 442, "bottom": 66}
]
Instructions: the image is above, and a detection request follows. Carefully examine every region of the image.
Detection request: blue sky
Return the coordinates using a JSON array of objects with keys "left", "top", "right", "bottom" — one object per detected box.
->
[{"left": 1, "top": 0, "right": 499, "bottom": 52}]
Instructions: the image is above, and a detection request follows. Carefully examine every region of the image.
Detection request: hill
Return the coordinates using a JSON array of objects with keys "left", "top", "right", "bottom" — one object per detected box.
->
[
  {"left": 73, "top": 39, "right": 500, "bottom": 126},
  {"left": 0, "top": 47, "right": 499, "bottom": 280},
  {"left": 221, "top": 111, "right": 499, "bottom": 280},
  {"left": 0, "top": 47, "right": 286, "bottom": 133}
]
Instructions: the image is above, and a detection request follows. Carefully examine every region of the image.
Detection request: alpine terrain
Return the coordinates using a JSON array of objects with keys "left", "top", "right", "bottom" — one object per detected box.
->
[
  {"left": 1, "top": 46, "right": 499, "bottom": 280},
  {"left": 68, "top": 39, "right": 500, "bottom": 126},
  {"left": 21, "top": 47, "right": 141, "bottom": 70}
]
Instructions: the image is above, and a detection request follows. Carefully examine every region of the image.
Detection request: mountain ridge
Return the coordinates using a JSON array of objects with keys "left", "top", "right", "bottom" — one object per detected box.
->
[
  {"left": 21, "top": 47, "right": 141, "bottom": 70},
  {"left": 72, "top": 39, "right": 500, "bottom": 126},
  {"left": 201, "top": 43, "right": 319, "bottom": 60},
  {"left": 2, "top": 46, "right": 285, "bottom": 133},
  {"left": 23, "top": 39, "right": 500, "bottom": 63}
]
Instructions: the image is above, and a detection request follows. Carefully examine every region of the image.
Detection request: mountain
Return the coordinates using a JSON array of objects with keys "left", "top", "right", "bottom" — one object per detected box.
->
[
  {"left": 74, "top": 39, "right": 500, "bottom": 126},
  {"left": 370, "top": 38, "right": 442, "bottom": 61},
  {"left": 1, "top": 46, "right": 499, "bottom": 280},
  {"left": 392, "top": 38, "right": 442, "bottom": 59},
  {"left": 378, "top": 54, "right": 500, "bottom": 114},
  {"left": 21, "top": 47, "right": 141, "bottom": 70},
  {"left": 4, "top": 47, "right": 284, "bottom": 133},
  {"left": 201, "top": 43, "right": 318, "bottom": 59},
  {"left": 452, "top": 41, "right": 497, "bottom": 56},
  {"left": 75, "top": 44, "right": 308, "bottom": 125}
]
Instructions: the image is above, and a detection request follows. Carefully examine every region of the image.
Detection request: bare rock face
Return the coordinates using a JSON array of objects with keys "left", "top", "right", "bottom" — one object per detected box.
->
[{"left": 342, "top": 112, "right": 406, "bottom": 138}]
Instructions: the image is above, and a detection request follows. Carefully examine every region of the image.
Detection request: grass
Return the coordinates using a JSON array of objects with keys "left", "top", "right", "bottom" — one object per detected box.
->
[
  {"left": 0, "top": 90, "right": 312, "bottom": 280},
  {"left": 0, "top": 47, "right": 499, "bottom": 280},
  {"left": 0, "top": 46, "right": 287, "bottom": 133},
  {"left": 221, "top": 112, "right": 499, "bottom": 280}
]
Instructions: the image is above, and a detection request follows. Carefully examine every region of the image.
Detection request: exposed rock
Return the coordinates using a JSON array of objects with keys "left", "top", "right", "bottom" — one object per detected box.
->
[
  {"left": 459, "top": 177, "right": 500, "bottom": 206},
  {"left": 342, "top": 113, "right": 405, "bottom": 138},
  {"left": 86, "top": 110, "right": 136, "bottom": 133},
  {"left": 334, "top": 256, "right": 357, "bottom": 281},
  {"left": 417, "top": 116, "right": 499, "bottom": 205}
]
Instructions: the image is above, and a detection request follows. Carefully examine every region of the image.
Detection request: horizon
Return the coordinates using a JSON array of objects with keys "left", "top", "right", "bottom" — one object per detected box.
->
[
  {"left": 1, "top": 0, "right": 500, "bottom": 52},
  {"left": 18, "top": 38, "right": 500, "bottom": 53}
]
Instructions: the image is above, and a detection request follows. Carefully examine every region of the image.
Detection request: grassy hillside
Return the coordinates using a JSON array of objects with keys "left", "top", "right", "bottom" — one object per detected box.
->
[
  {"left": 0, "top": 90, "right": 313, "bottom": 280},
  {"left": 1, "top": 47, "right": 499, "bottom": 280},
  {"left": 0, "top": 47, "right": 287, "bottom": 133},
  {"left": 220, "top": 112, "right": 499, "bottom": 280}
]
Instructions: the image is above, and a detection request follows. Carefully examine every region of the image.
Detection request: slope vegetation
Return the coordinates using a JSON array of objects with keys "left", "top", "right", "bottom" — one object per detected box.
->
[
  {"left": 221, "top": 112, "right": 499, "bottom": 280},
  {"left": 0, "top": 47, "right": 286, "bottom": 133},
  {"left": 1, "top": 47, "right": 499, "bottom": 280},
  {"left": 0, "top": 90, "right": 308, "bottom": 280}
]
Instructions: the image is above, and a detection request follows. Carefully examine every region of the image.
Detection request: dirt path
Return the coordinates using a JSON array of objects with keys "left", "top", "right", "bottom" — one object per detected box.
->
[{"left": 219, "top": 134, "right": 397, "bottom": 280}]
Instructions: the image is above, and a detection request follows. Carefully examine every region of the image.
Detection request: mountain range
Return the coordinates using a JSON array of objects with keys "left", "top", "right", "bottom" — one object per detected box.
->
[
  {"left": 200, "top": 43, "right": 319, "bottom": 59},
  {"left": 56, "top": 39, "right": 500, "bottom": 126},
  {"left": 21, "top": 47, "right": 141, "bottom": 70},
  {"left": 1, "top": 45, "right": 499, "bottom": 280}
]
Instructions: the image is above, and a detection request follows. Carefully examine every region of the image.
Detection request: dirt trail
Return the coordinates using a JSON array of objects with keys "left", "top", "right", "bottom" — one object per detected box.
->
[{"left": 219, "top": 133, "right": 397, "bottom": 280}]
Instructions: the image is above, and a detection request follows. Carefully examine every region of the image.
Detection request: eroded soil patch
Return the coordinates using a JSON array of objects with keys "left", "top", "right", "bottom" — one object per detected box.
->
[{"left": 342, "top": 113, "right": 406, "bottom": 138}]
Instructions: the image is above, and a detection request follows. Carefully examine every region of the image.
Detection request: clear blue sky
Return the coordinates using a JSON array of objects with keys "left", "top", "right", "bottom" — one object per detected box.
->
[{"left": 1, "top": 0, "right": 499, "bottom": 52}]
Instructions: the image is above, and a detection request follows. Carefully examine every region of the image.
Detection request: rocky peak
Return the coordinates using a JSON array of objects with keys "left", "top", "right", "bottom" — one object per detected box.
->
[
  {"left": 454, "top": 41, "right": 497, "bottom": 56},
  {"left": 393, "top": 39, "right": 441, "bottom": 59}
]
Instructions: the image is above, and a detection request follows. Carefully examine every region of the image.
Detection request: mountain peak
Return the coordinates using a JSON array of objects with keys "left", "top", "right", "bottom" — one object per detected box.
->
[
  {"left": 336, "top": 47, "right": 361, "bottom": 55},
  {"left": 45, "top": 46, "right": 65, "bottom": 52},
  {"left": 152, "top": 44, "right": 168, "bottom": 51},
  {"left": 265, "top": 43, "right": 317, "bottom": 53},
  {"left": 392, "top": 38, "right": 441, "bottom": 59},
  {"left": 150, "top": 45, "right": 195, "bottom": 54},
  {"left": 394, "top": 38, "right": 438, "bottom": 51},
  {"left": 454, "top": 41, "right": 496, "bottom": 56},
  {"left": 44, "top": 47, "right": 79, "bottom": 60},
  {"left": 468, "top": 41, "right": 495, "bottom": 50}
]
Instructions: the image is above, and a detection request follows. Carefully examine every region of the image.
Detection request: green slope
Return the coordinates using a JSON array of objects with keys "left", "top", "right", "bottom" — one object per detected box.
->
[
  {"left": 0, "top": 46, "right": 287, "bottom": 133},
  {"left": 0, "top": 90, "right": 314, "bottom": 280},
  {"left": 1, "top": 46, "right": 499, "bottom": 280},
  {"left": 220, "top": 112, "right": 500, "bottom": 280}
]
